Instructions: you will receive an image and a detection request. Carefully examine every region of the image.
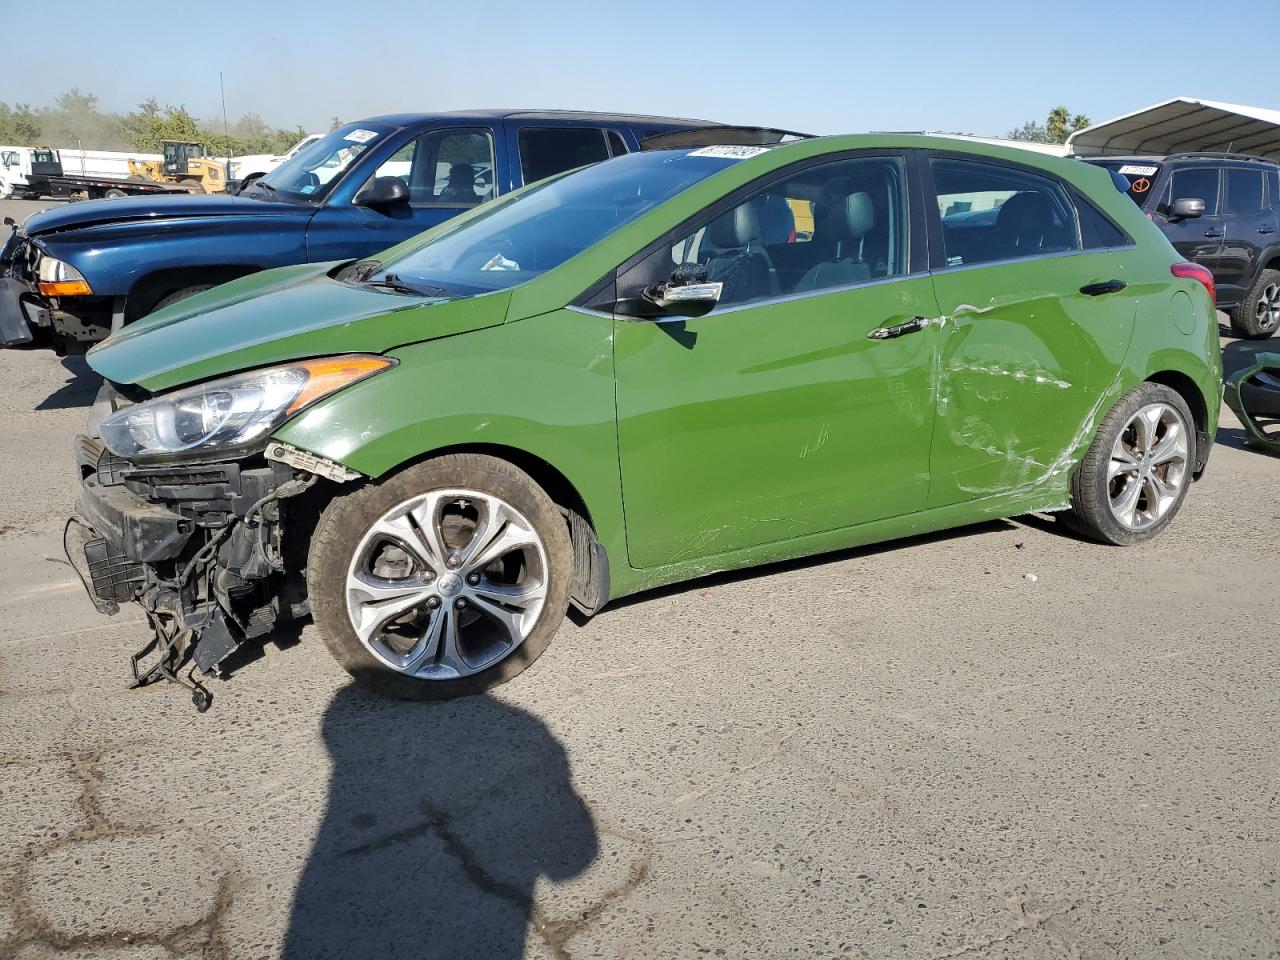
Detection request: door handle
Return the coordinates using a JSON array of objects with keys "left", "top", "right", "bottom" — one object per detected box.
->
[
  {"left": 1079, "top": 279, "right": 1128, "bottom": 296},
  {"left": 1259, "top": 226, "right": 1276, "bottom": 235},
  {"left": 867, "top": 316, "right": 928, "bottom": 340},
  {"left": 1204, "top": 229, "right": 1223, "bottom": 238}
]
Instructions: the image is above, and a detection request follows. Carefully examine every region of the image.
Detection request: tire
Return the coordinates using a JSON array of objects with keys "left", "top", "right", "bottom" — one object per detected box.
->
[
  {"left": 1229, "top": 268, "right": 1280, "bottom": 339},
  {"left": 1063, "top": 382, "right": 1196, "bottom": 546},
  {"left": 103, "top": 188, "right": 127, "bottom": 200},
  {"left": 152, "top": 285, "right": 213, "bottom": 312},
  {"left": 308, "top": 453, "right": 573, "bottom": 700},
  {"left": 179, "top": 178, "right": 204, "bottom": 194}
]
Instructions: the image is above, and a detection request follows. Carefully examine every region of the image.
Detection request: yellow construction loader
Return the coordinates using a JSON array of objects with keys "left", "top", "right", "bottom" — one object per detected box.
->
[{"left": 127, "top": 141, "right": 227, "bottom": 194}]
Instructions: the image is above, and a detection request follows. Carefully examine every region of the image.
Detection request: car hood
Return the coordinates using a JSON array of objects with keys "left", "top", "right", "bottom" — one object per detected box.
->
[
  {"left": 23, "top": 193, "right": 307, "bottom": 236},
  {"left": 86, "top": 262, "right": 512, "bottom": 392}
]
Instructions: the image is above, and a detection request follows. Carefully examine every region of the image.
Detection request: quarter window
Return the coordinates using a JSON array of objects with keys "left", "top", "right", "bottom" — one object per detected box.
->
[
  {"left": 369, "top": 128, "right": 496, "bottom": 206},
  {"left": 1167, "top": 168, "right": 1219, "bottom": 216},
  {"left": 630, "top": 155, "right": 907, "bottom": 311},
  {"left": 1225, "top": 168, "right": 1265, "bottom": 215},
  {"left": 1076, "top": 198, "right": 1129, "bottom": 249},
  {"left": 517, "top": 127, "right": 610, "bottom": 184},
  {"left": 606, "top": 130, "right": 628, "bottom": 157},
  {"left": 932, "top": 158, "right": 1079, "bottom": 267}
]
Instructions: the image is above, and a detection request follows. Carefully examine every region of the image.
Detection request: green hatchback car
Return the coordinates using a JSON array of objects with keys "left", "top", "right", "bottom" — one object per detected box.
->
[{"left": 71, "top": 135, "right": 1222, "bottom": 706}]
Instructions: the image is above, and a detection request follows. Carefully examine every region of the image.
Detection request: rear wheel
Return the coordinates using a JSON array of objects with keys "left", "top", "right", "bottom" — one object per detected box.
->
[
  {"left": 1063, "top": 382, "right": 1195, "bottom": 545},
  {"left": 1229, "top": 268, "right": 1280, "bottom": 339},
  {"left": 308, "top": 454, "right": 573, "bottom": 700},
  {"left": 179, "top": 178, "right": 204, "bottom": 194},
  {"left": 103, "top": 188, "right": 127, "bottom": 200}
]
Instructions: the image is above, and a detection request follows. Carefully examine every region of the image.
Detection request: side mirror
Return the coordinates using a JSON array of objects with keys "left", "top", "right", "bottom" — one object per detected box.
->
[
  {"left": 1169, "top": 197, "right": 1205, "bottom": 221},
  {"left": 354, "top": 176, "right": 410, "bottom": 208},
  {"left": 642, "top": 279, "right": 723, "bottom": 318}
]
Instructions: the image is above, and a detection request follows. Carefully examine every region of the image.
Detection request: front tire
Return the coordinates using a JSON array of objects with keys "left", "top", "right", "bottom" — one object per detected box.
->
[
  {"left": 1229, "top": 268, "right": 1280, "bottom": 339},
  {"left": 1063, "top": 383, "right": 1195, "bottom": 545},
  {"left": 308, "top": 454, "right": 573, "bottom": 700}
]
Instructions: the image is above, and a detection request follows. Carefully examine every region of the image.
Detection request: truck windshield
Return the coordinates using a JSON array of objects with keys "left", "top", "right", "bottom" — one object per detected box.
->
[
  {"left": 367, "top": 148, "right": 758, "bottom": 297},
  {"left": 1085, "top": 160, "right": 1162, "bottom": 208},
  {"left": 250, "top": 123, "right": 395, "bottom": 202}
]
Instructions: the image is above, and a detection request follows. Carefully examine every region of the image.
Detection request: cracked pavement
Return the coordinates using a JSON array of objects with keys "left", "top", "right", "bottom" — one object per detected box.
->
[{"left": 0, "top": 197, "right": 1277, "bottom": 959}]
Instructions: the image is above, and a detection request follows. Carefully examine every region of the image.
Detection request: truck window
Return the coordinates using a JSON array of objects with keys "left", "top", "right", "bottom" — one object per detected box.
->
[
  {"left": 370, "top": 128, "right": 496, "bottom": 206},
  {"left": 517, "top": 127, "right": 610, "bottom": 184}
]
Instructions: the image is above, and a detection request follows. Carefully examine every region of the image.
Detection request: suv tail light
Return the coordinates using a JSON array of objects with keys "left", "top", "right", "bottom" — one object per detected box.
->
[{"left": 1171, "top": 262, "right": 1216, "bottom": 305}]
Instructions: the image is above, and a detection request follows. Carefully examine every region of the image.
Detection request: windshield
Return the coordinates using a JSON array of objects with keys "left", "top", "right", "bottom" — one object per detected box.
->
[
  {"left": 1086, "top": 160, "right": 1162, "bottom": 208},
  {"left": 251, "top": 122, "right": 395, "bottom": 202},
  {"left": 367, "top": 147, "right": 761, "bottom": 297}
]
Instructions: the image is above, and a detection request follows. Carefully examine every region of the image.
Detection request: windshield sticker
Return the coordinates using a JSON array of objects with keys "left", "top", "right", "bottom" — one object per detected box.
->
[
  {"left": 688, "top": 145, "right": 770, "bottom": 159},
  {"left": 299, "top": 183, "right": 317, "bottom": 194},
  {"left": 343, "top": 129, "right": 379, "bottom": 144},
  {"left": 1117, "top": 164, "right": 1159, "bottom": 176},
  {"left": 480, "top": 253, "right": 521, "bottom": 271}
]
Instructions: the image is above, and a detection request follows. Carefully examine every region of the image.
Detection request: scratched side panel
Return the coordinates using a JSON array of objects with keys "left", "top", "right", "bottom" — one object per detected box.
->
[
  {"left": 926, "top": 251, "right": 1141, "bottom": 506},
  {"left": 614, "top": 276, "right": 942, "bottom": 569}
]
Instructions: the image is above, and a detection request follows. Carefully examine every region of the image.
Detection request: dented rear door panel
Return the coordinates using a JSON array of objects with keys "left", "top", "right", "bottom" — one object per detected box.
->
[{"left": 927, "top": 251, "right": 1139, "bottom": 505}]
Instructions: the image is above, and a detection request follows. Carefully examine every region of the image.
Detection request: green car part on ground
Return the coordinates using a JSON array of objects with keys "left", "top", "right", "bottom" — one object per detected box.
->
[{"left": 78, "top": 134, "right": 1223, "bottom": 705}]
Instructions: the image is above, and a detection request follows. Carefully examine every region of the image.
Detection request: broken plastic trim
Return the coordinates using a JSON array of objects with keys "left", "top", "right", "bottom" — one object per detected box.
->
[{"left": 1224, "top": 352, "right": 1280, "bottom": 455}]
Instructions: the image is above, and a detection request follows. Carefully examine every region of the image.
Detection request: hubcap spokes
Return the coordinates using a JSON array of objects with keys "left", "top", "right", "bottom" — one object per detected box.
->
[
  {"left": 345, "top": 490, "right": 547, "bottom": 680},
  {"left": 1257, "top": 284, "right": 1280, "bottom": 332},
  {"left": 1107, "top": 403, "right": 1189, "bottom": 531}
]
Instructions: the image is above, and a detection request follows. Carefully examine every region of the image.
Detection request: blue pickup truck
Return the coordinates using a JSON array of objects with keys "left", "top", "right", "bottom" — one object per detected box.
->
[{"left": 0, "top": 110, "right": 794, "bottom": 355}]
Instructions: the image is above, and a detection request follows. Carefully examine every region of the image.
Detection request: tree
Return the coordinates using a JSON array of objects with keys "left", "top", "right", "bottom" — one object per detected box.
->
[
  {"left": 0, "top": 102, "right": 41, "bottom": 145},
  {"left": 1009, "top": 106, "right": 1090, "bottom": 145}
]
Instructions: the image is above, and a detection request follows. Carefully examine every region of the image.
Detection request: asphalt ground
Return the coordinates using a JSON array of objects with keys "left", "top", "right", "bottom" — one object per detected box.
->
[{"left": 0, "top": 195, "right": 1277, "bottom": 959}]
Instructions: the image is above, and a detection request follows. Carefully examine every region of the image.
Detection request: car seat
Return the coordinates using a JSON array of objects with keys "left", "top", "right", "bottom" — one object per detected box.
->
[{"left": 793, "top": 191, "right": 875, "bottom": 292}]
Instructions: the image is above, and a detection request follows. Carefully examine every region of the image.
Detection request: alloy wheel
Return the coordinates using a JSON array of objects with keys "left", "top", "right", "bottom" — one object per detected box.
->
[
  {"left": 1107, "top": 402, "right": 1190, "bottom": 531},
  {"left": 1257, "top": 283, "right": 1280, "bottom": 332},
  {"left": 345, "top": 489, "right": 549, "bottom": 680}
]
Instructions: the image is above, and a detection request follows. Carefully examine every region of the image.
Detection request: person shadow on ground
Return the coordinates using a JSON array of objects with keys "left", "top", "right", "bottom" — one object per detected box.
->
[{"left": 281, "top": 682, "right": 598, "bottom": 959}]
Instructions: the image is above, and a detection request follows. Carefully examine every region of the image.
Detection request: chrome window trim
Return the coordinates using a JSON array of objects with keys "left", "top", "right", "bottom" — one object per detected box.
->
[{"left": 930, "top": 242, "right": 1138, "bottom": 277}]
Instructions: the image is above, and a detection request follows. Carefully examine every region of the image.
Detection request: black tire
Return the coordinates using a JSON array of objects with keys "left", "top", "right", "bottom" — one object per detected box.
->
[
  {"left": 179, "top": 178, "right": 204, "bottom": 194},
  {"left": 307, "top": 454, "right": 573, "bottom": 700},
  {"left": 1062, "top": 382, "right": 1196, "bottom": 546},
  {"left": 103, "top": 188, "right": 127, "bottom": 200},
  {"left": 152, "top": 285, "right": 213, "bottom": 312},
  {"left": 1229, "top": 268, "right": 1280, "bottom": 339}
]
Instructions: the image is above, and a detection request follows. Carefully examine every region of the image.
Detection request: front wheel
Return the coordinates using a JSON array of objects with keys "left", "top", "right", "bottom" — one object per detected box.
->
[
  {"left": 1063, "top": 383, "right": 1196, "bottom": 545},
  {"left": 308, "top": 454, "right": 573, "bottom": 700},
  {"left": 1229, "top": 268, "right": 1280, "bottom": 339}
]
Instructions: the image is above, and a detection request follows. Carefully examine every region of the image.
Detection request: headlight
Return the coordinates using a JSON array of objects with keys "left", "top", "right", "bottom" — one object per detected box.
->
[
  {"left": 99, "top": 355, "right": 395, "bottom": 462},
  {"left": 37, "top": 255, "right": 92, "bottom": 297}
]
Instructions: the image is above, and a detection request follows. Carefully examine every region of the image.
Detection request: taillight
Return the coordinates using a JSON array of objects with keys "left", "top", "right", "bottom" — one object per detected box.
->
[{"left": 1171, "top": 262, "right": 1215, "bottom": 305}]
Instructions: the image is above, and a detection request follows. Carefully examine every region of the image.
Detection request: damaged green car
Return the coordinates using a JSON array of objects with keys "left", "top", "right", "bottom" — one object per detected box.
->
[{"left": 69, "top": 136, "right": 1222, "bottom": 707}]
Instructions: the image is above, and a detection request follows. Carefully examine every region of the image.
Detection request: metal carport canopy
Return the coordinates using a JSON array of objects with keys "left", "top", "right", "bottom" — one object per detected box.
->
[{"left": 1067, "top": 97, "right": 1280, "bottom": 160}]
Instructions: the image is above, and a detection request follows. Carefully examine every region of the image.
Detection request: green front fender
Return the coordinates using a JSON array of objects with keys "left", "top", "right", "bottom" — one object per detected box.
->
[{"left": 272, "top": 308, "right": 629, "bottom": 571}]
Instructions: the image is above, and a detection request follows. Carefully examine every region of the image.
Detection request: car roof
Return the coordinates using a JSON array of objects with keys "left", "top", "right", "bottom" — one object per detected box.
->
[
  {"left": 361, "top": 109, "right": 716, "bottom": 129},
  {"left": 1084, "top": 152, "right": 1280, "bottom": 167}
]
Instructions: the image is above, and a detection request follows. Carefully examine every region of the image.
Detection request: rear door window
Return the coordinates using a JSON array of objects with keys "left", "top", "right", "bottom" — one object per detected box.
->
[
  {"left": 1168, "top": 168, "right": 1220, "bottom": 216},
  {"left": 1225, "top": 168, "right": 1265, "bottom": 216},
  {"left": 931, "top": 157, "right": 1080, "bottom": 267},
  {"left": 1267, "top": 168, "right": 1280, "bottom": 207},
  {"left": 517, "top": 127, "right": 610, "bottom": 184}
]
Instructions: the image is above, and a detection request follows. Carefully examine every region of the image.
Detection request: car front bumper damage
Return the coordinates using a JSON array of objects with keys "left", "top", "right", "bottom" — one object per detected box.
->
[{"left": 67, "top": 437, "right": 339, "bottom": 710}]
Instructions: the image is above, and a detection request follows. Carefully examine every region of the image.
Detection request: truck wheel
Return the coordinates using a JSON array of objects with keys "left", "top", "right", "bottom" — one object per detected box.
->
[
  {"left": 152, "top": 285, "right": 213, "bottom": 313},
  {"left": 308, "top": 454, "right": 573, "bottom": 700},
  {"left": 1062, "top": 382, "right": 1195, "bottom": 546},
  {"left": 179, "top": 178, "right": 204, "bottom": 194},
  {"left": 1229, "top": 268, "right": 1280, "bottom": 339},
  {"left": 103, "top": 188, "right": 127, "bottom": 200}
]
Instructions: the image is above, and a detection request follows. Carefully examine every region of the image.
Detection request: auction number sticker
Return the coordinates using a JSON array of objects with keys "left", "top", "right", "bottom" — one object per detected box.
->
[
  {"left": 688, "top": 145, "right": 770, "bottom": 159},
  {"left": 1117, "top": 164, "right": 1159, "bottom": 176},
  {"left": 344, "top": 129, "right": 379, "bottom": 144}
]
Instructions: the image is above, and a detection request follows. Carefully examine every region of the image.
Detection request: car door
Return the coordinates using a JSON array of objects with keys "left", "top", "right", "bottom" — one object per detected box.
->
[
  {"left": 1153, "top": 166, "right": 1225, "bottom": 280},
  {"left": 506, "top": 122, "right": 613, "bottom": 188},
  {"left": 612, "top": 152, "right": 942, "bottom": 568},
  {"left": 1217, "top": 165, "right": 1273, "bottom": 303},
  {"left": 924, "top": 154, "right": 1140, "bottom": 506},
  {"left": 307, "top": 126, "right": 501, "bottom": 262}
]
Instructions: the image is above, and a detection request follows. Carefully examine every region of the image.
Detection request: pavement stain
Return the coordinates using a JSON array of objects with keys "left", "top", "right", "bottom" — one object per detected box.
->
[{"left": 0, "top": 732, "right": 238, "bottom": 959}]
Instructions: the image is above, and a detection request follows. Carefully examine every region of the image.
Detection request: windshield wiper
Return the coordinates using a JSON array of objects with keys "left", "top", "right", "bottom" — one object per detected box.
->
[
  {"left": 361, "top": 273, "right": 447, "bottom": 297},
  {"left": 251, "top": 179, "right": 277, "bottom": 195}
]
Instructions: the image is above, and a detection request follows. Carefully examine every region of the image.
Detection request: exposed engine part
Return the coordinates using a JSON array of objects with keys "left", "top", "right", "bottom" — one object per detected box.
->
[
  {"left": 1224, "top": 352, "right": 1280, "bottom": 455},
  {"left": 266, "top": 441, "right": 362, "bottom": 483}
]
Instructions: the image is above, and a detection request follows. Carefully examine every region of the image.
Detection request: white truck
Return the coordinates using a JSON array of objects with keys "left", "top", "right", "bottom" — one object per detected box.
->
[{"left": 227, "top": 133, "right": 323, "bottom": 191}]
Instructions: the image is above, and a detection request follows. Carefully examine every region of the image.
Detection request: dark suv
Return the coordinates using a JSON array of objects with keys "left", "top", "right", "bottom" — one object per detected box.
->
[{"left": 1086, "top": 153, "right": 1280, "bottom": 338}]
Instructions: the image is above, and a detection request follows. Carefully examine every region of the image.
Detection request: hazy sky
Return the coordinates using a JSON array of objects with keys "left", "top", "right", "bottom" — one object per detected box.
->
[{"left": 4, "top": 0, "right": 1276, "bottom": 137}]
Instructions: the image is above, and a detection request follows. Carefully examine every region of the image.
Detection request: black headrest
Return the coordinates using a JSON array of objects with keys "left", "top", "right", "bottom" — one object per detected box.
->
[
  {"left": 996, "top": 191, "right": 1054, "bottom": 238},
  {"left": 447, "top": 163, "right": 475, "bottom": 187},
  {"left": 814, "top": 191, "right": 874, "bottom": 244},
  {"left": 707, "top": 203, "right": 764, "bottom": 248}
]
